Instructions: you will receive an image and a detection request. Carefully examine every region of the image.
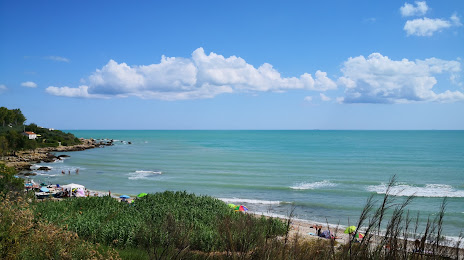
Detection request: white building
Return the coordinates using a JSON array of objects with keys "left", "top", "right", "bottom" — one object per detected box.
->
[{"left": 23, "top": 131, "right": 37, "bottom": 140}]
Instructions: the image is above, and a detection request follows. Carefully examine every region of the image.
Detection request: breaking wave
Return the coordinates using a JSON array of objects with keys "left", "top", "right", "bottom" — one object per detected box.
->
[
  {"left": 290, "top": 180, "right": 337, "bottom": 190},
  {"left": 128, "top": 170, "right": 162, "bottom": 180},
  {"left": 367, "top": 183, "right": 464, "bottom": 198},
  {"left": 219, "top": 198, "right": 282, "bottom": 205}
]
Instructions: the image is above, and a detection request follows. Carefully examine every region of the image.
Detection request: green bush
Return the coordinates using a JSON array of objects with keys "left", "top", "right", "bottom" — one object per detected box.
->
[{"left": 34, "top": 191, "right": 287, "bottom": 255}]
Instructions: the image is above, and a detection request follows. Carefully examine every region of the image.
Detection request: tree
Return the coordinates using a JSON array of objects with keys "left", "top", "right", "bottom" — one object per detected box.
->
[
  {"left": 0, "top": 107, "right": 8, "bottom": 126},
  {"left": 0, "top": 136, "right": 8, "bottom": 157},
  {"left": 12, "top": 109, "right": 26, "bottom": 125}
]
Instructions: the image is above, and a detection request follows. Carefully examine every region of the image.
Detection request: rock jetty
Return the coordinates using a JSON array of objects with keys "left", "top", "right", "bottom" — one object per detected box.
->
[{"left": 2, "top": 138, "right": 113, "bottom": 172}]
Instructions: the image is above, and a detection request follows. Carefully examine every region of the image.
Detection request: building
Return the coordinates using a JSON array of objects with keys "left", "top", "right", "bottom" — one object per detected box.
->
[{"left": 23, "top": 131, "right": 37, "bottom": 140}]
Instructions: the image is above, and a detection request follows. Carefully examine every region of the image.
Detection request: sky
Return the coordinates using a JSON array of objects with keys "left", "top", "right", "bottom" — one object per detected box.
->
[{"left": 0, "top": 0, "right": 463, "bottom": 130}]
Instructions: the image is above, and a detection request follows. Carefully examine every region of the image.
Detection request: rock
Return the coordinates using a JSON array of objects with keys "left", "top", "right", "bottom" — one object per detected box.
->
[
  {"left": 37, "top": 166, "right": 51, "bottom": 171},
  {"left": 24, "top": 172, "right": 37, "bottom": 176}
]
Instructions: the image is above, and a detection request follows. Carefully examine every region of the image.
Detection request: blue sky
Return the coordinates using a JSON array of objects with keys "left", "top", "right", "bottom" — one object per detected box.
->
[{"left": 1, "top": 0, "right": 463, "bottom": 130}]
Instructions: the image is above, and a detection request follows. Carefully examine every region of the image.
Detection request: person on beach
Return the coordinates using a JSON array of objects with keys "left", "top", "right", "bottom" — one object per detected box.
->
[
  {"left": 61, "top": 170, "right": 65, "bottom": 174},
  {"left": 68, "top": 170, "right": 70, "bottom": 175},
  {"left": 75, "top": 168, "right": 79, "bottom": 174},
  {"left": 108, "top": 190, "right": 111, "bottom": 197}
]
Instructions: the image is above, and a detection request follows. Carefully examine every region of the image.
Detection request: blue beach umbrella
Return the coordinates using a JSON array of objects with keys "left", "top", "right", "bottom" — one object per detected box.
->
[
  {"left": 40, "top": 187, "right": 50, "bottom": 192},
  {"left": 120, "top": 195, "right": 130, "bottom": 199}
]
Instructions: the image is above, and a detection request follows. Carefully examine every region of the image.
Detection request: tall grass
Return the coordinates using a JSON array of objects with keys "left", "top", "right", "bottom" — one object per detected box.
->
[{"left": 33, "top": 191, "right": 287, "bottom": 258}]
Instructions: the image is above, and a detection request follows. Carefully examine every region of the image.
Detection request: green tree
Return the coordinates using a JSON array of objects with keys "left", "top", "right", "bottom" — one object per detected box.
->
[
  {"left": 0, "top": 107, "right": 8, "bottom": 126},
  {"left": 12, "top": 108, "right": 26, "bottom": 125},
  {"left": 26, "top": 123, "right": 38, "bottom": 133},
  {"left": 0, "top": 163, "right": 23, "bottom": 196},
  {"left": 0, "top": 136, "right": 8, "bottom": 157}
]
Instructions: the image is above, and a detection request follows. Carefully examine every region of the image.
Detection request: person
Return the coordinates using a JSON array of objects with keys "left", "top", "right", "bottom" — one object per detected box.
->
[
  {"left": 319, "top": 230, "right": 332, "bottom": 239},
  {"left": 75, "top": 168, "right": 79, "bottom": 174},
  {"left": 109, "top": 190, "right": 111, "bottom": 197},
  {"left": 61, "top": 170, "right": 65, "bottom": 174}
]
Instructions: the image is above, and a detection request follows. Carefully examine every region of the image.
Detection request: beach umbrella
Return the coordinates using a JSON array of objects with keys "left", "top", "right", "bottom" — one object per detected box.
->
[
  {"left": 120, "top": 195, "right": 130, "bottom": 199},
  {"left": 40, "top": 187, "right": 50, "bottom": 192},
  {"left": 137, "top": 193, "right": 148, "bottom": 198},
  {"left": 228, "top": 203, "right": 236, "bottom": 209},
  {"left": 234, "top": 205, "right": 248, "bottom": 212},
  {"left": 356, "top": 233, "right": 364, "bottom": 239},
  {"left": 344, "top": 226, "right": 357, "bottom": 234}
]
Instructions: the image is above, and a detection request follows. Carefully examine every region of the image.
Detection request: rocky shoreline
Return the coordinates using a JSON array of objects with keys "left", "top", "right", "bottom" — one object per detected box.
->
[{"left": 1, "top": 138, "right": 114, "bottom": 172}]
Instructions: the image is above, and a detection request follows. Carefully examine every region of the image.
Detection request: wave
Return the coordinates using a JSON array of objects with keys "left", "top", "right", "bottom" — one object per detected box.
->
[
  {"left": 128, "top": 170, "right": 162, "bottom": 180},
  {"left": 290, "top": 180, "right": 337, "bottom": 190},
  {"left": 34, "top": 172, "right": 59, "bottom": 177},
  {"left": 219, "top": 198, "right": 282, "bottom": 205},
  {"left": 367, "top": 183, "right": 464, "bottom": 198}
]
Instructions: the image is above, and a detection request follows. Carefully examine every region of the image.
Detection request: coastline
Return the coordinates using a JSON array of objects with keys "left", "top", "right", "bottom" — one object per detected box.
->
[{"left": 1, "top": 138, "right": 112, "bottom": 172}]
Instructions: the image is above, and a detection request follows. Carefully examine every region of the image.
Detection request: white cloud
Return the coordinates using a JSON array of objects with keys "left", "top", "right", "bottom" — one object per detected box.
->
[
  {"left": 404, "top": 17, "right": 452, "bottom": 36},
  {"left": 46, "top": 48, "right": 337, "bottom": 100},
  {"left": 450, "top": 13, "right": 462, "bottom": 26},
  {"left": 400, "top": 1, "right": 429, "bottom": 17},
  {"left": 0, "top": 84, "right": 7, "bottom": 94},
  {"left": 304, "top": 96, "right": 312, "bottom": 102},
  {"left": 46, "top": 85, "right": 108, "bottom": 98},
  {"left": 338, "top": 53, "right": 463, "bottom": 104},
  {"left": 45, "top": 56, "right": 70, "bottom": 62},
  {"left": 21, "top": 81, "right": 37, "bottom": 88},
  {"left": 320, "top": 93, "right": 331, "bottom": 101}
]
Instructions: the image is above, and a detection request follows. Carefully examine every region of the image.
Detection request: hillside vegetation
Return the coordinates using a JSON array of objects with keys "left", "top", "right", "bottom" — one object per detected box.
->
[{"left": 0, "top": 107, "right": 81, "bottom": 157}]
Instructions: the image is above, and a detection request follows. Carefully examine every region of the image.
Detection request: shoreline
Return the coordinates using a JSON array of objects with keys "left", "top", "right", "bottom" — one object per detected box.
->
[{"left": 1, "top": 138, "right": 112, "bottom": 172}]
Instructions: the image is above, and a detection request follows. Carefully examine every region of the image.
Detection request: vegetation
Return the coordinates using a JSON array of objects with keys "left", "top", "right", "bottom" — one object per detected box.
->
[
  {"left": 34, "top": 191, "right": 287, "bottom": 258},
  {"left": 0, "top": 163, "right": 24, "bottom": 197},
  {"left": 0, "top": 107, "right": 81, "bottom": 156},
  {"left": 0, "top": 107, "right": 26, "bottom": 127},
  {"left": 0, "top": 164, "right": 120, "bottom": 259}
]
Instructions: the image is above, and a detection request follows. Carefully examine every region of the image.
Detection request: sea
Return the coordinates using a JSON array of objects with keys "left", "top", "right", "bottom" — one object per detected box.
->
[{"left": 29, "top": 130, "right": 464, "bottom": 242}]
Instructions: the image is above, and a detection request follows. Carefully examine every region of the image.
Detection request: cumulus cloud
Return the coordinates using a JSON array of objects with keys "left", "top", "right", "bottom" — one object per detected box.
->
[
  {"left": 400, "top": 1, "right": 428, "bottom": 17},
  {"left": 21, "top": 81, "right": 37, "bottom": 88},
  {"left": 0, "top": 84, "right": 7, "bottom": 94},
  {"left": 338, "top": 53, "right": 463, "bottom": 104},
  {"left": 320, "top": 93, "right": 331, "bottom": 101},
  {"left": 404, "top": 17, "right": 452, "bottom": 36},
  {"left": 44, "top": 56, "right": 70, "bottom": 62},
  {"left": 401, "top": 1, "right": 462, "bottom": 37},
  {"left": 46, "top": 48, "right": 337, "bottom": 100}
]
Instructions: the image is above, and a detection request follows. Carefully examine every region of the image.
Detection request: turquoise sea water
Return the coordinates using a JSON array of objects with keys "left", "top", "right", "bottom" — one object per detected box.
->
[{"left": 30, "top": 130, "right": 464, "bottom": 239}]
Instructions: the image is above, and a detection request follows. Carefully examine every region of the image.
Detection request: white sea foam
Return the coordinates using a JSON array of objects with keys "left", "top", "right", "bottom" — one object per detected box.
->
[
  {"left": 290, "top": 180, "right": 336, "bottom": 190},
  {"left": 367, "top": 183, "right": 464, "bottom": 198},
  {"left": 219, "top": 198, "right": 282, "bottom": 205},
  {"left": 128, "top": 170, "right": 162, "bottom": 180},
  {"left": 34, "top": 172, "right": 58, "bottom": 177}
]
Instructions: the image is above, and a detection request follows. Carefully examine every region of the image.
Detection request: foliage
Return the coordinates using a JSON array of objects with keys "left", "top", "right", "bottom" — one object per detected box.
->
[
  {"left": 34, "top": 191, "right": 287, "bottom": 256},
  {"left": 0, "top": 163, "right": 24, "bottom": 197},
  {"left": 0, "top": 107, "right": 26, "bottom": 127},
  {"left": 0, "top": 194, "right": 120, "bottom": 260},
  {"left": 0, "top": 107, "right": 81, "bottom": 154}
]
